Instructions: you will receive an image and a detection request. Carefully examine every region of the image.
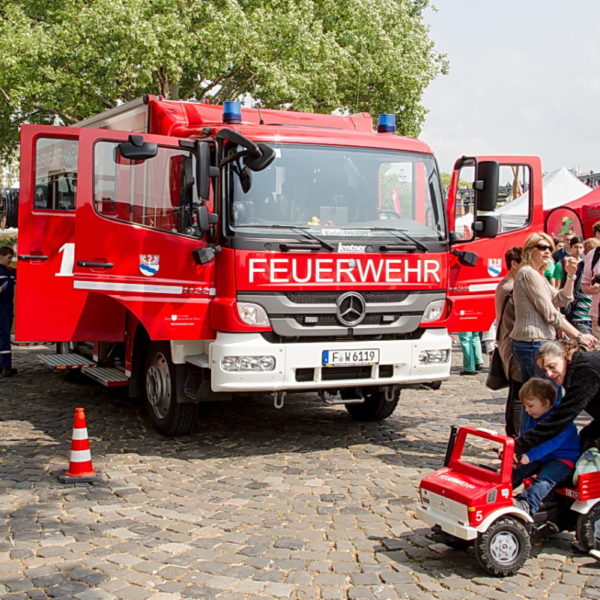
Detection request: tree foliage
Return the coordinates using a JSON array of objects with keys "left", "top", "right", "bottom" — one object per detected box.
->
[{"left": 0, "top": 0, "right": 447, "bottom": 161}]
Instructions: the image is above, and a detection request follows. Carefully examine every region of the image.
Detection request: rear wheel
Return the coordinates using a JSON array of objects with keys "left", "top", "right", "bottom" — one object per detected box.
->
[
  {"left": 145, "top": 342, "right": 197, "bottom": 436},
  {"left": 474, "top": 517, "right": 531, "bottom": 576},
  {"left": 344, "top": 386, "right": 399, "bottom": 421},
  {"left": 576, "top": 503, "right": 600, "bottom": 552}
]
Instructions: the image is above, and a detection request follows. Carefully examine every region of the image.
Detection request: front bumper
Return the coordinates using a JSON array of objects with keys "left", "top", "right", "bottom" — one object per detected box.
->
[
  {"left": 415, "top": 503, "right": 478, "bottom": 541},
  {"left": 208, "top": 328, "right": 451, "bottom": 392}
]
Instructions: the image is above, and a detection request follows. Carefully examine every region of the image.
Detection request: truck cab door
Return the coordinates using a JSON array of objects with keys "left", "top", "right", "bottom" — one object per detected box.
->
[
  {"left": 443, "top": 156, "right": 544, "bottom": 333},
  {"left": 71, "top": 128, "right": 216, "bottom": 341},
  {"left": 16, "top": 125, "right": 83, "bottom": 341}
]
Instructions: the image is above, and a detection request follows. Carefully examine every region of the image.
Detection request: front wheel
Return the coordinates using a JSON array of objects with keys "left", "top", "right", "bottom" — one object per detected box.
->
[
  {"left": 145, "top": 342, "right": 197, "bottom": 436},
  {"left": 474, "top": 517, "right": 531, "bottom": 577},
  {"left": 344, "top": 386, "right": 399, "bottom": 421},
  {"left": 576, "top": 503, "right": 600, "bottom": 552}
]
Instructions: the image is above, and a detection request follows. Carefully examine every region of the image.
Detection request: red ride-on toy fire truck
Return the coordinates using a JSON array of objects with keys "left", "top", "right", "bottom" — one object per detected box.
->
[{"left": 415, "top": 426, "right": 600, "bottom": 576}]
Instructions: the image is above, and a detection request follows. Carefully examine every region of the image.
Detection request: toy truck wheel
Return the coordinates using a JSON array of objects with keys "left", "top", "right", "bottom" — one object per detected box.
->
[
  {"left": 474, "top": 517, "right": 531, "bottom": 577},
  {"left": 344, "top": 386, "right": 399, "bottom": 421},
  {"left": 144, "top": 342, "right": 197, "bottom": 436},
  {"left": 576, "top": 503, "right": 600, "bottom": 552}
]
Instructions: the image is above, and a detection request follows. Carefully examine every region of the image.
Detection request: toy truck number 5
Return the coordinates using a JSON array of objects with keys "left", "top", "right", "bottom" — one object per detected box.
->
[{"left": 415, "top": 426, "right": 600, "bottom": 577}]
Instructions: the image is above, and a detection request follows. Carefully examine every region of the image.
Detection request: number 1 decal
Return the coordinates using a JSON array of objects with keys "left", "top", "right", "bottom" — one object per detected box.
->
[{"left": 56, "top": 242, "right": 75, "bottom": 277}]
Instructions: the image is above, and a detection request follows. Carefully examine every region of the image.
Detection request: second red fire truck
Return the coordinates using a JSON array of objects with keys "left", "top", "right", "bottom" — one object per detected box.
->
[{"left": 16, "top": 96, "right": 543, "bottom": 434}]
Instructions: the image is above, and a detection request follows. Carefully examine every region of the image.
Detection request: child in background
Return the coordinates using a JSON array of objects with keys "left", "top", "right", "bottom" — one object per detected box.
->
[
  {"left": 512, "top": 378, "right": 580, "bottom": 515},
  {"left": 457, "top": 331, "right": 483, "bottom": 375}
]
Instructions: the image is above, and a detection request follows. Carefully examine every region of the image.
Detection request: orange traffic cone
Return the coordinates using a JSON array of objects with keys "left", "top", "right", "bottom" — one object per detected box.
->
[{"left": 59, "top": 407, "right": 98, "bottom": 483}]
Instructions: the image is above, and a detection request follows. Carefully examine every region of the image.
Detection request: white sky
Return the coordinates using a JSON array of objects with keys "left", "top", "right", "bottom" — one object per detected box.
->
[{"left": 421, "top": 1, "right": 600, "bottom": 176}]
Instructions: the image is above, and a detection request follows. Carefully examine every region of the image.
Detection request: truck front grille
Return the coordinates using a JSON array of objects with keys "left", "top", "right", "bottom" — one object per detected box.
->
[
  {"left": 422, "top": 489, "right": 468, "bottom": 522},
  {"left": 238, "top": 290, "right": 445, "bottom": 341}
]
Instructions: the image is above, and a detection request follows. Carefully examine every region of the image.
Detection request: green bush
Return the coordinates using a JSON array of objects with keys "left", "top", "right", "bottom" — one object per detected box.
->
[{"left": 0, "top": 237, "right": 16, "bottom": 248}]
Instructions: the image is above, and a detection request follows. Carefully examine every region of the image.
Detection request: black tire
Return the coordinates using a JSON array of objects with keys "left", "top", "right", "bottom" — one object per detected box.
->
[
  {"left": 344, "top": 386, "right": 399, "bottom": 421},
  {"left": 576, "top": 503, "right": 600, "bottom": 552},
  {"left": 474, "top": 517, "right": 531, "bottom": 577},
  {"left": 144, "top": 342, "right": 197, "bottom": 436}
]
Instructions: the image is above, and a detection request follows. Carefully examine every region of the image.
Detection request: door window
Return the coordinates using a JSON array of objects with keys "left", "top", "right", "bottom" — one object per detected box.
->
[
  {"left": 94, "top": 141, "right": 199, "bottom": 237},
  {"left": 34, "top": 138, "right": 78, "bottom": 210},
  {"left": 453, "top": 163, "right": 531, "bottom": 239}
]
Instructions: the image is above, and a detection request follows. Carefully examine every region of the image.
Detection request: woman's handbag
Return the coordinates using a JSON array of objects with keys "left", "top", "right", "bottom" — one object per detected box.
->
[
  {"left": 486, "top": 347, "right": 508, "bottom": 390},
  {"left": 485, "top": 291, "right": 511, "bottom": 390}
]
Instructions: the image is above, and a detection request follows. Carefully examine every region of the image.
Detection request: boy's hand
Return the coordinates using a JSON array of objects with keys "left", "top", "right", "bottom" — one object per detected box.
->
[{"left": 520, "top": 454, "right": 530, "bottom": 465}]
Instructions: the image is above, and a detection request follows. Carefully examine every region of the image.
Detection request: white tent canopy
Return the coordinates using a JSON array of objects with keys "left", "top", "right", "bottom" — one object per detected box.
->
[{"left": 495, "top": 167, "right": 590, "bottom": 230}]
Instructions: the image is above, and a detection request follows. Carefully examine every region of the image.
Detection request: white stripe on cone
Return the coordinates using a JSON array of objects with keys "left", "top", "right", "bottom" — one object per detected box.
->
[
  {"left": 69, "top": 449, "right": 92, "bottom": 462},
  {"left": 72, "top": 428, "right": 89, "bottom": 440}
]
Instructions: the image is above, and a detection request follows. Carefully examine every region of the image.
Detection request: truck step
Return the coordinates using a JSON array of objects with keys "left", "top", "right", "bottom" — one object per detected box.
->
[
  {"left": 81, "top": 366, "right": 129, "bottom": 387},
  {"left": 37, "top": 353, "right": 96, "bottom": 368}
]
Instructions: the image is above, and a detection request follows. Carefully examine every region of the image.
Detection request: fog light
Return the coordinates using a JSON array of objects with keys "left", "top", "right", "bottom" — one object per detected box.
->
[
  {"left": 221, "top": 355, "right": 276, "bottom": 371},
  {"left": 237, "top": 302, "right": 269, "bottom": 326},
  {"left": 418, "top": 349, "right": 450, "bottom": 364},
  {"left": 421, "top": 299, "right": 445, "bottom": 323}
]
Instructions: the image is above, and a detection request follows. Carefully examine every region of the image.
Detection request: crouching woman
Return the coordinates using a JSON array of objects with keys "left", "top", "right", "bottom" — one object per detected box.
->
[{"left": 515, "top": 341, "right": 600, "bottom": 460}]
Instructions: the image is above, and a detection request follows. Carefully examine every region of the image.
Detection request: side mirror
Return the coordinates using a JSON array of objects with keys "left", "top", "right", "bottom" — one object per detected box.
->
[
  {"left": 195, "top": 203, "right": 218, "bottom": 233},
  {"left": 217, "top": 129, "right": 275, "bottom": 172},
  {"left": 472, "top": 215, "right": 498, "bottom": 238},
  {"left": 117, "top": 135, "right": 158, "bottom": 161},
  {"left": 244, "top": 142, "right": 276, "bottom": 172},
  {"left": 474, "top": 160, "right": 499, "bottom": 212},
  {"left": 196, "top": 141, "right": 218, "bottom": 202}
]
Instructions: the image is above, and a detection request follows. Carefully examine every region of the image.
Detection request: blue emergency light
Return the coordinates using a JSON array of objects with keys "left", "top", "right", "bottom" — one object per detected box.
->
[
  {"left": 223, "top": 101, "right": 242, "bottom": 124},
  {"left": 377, "top": 113, "right": 396, "bottom": 133}
]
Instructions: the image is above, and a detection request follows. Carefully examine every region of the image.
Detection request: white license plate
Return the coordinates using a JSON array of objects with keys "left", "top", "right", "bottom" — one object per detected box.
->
[{"left": 322, "top": 349, "right": 380, "bottom": 367}]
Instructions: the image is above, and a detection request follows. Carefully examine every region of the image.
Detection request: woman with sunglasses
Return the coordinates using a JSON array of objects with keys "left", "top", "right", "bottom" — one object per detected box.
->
[{"left": 511, "top": 232, "right": 597, "bottom": 386}]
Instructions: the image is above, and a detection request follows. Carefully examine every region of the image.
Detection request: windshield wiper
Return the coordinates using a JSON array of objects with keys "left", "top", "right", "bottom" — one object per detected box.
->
[
  {"left": 235, "top": 224, "right": 335, "bottom": 252},
  {"left": 353, "top": 227, "right": 428, "bottom": 252}
]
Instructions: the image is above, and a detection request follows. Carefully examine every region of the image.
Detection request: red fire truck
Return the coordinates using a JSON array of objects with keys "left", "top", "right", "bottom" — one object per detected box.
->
[{"left": 16, "top": 95, "right": 543, "bottom": 435}]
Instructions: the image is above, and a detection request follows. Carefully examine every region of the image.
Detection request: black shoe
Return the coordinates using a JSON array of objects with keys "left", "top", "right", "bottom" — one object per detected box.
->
[
  {"left": 514, "top": 498, "right": 530, "bottom": 515},
  {"left": 475, "top": 363, "right": 484, "bottom": 371},
  {"left": 1, "top": 368, "right": 17, "bottom": 377},
  {"left": 459, "top": 370, "right": 477, "bottom": 376}
]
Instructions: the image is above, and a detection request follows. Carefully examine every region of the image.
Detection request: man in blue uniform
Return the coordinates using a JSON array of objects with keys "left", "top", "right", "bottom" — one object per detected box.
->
[{"left": 0, "top": 246, "right": 16, "bottom": 376}]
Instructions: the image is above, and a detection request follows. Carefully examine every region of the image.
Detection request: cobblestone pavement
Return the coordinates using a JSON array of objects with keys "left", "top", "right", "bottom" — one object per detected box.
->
[{"left": 1, "top": 345, "right": 600, "bottom": 600}]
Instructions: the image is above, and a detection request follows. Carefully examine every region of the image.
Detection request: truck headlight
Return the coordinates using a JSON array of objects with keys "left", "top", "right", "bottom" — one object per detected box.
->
[
  {"left": 418, "top": 350, "right": 450, "bottom": 364},
  {"left": 237, "top": 302, "right": 269, "bottom": 326},
  {"left": 421, "top": 299, "right": 445, "bottom": 323},
  {"left": 221, "top": 355, "right": 276, "bottom": 371}
]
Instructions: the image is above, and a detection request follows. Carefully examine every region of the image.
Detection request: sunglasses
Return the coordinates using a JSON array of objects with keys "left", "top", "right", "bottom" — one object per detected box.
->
[{"left": 534, "top": 244, "right": 552, "bottom": 252}]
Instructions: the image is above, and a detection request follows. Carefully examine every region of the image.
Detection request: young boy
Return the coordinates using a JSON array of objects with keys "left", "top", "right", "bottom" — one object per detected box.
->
[{"left": 512, "top": 378, "right": 580, "bottom": 515}]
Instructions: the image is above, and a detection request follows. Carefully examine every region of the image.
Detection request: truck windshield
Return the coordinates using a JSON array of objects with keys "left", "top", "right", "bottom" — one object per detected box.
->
[{"left": 227, "top": 144, "right": 445, "bottom": 242}]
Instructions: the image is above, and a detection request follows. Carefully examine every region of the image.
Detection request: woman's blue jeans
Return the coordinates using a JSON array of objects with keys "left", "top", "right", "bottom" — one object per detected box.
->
[
  {"left": 511, "top": 340, "right": 544, "bottom": 383},
  {"left": 513, "top": 459, "right": 573, "bottom": 514}
]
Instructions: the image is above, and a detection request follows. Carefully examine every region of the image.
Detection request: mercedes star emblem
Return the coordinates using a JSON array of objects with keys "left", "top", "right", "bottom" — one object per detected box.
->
[{"left": 336, "top": 292, "right": 366, "bottom": 327}]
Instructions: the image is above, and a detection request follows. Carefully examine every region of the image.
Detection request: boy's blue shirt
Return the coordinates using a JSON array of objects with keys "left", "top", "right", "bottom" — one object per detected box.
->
[{"left": 520, "top": 406, "right": 580, "bottom": 464}]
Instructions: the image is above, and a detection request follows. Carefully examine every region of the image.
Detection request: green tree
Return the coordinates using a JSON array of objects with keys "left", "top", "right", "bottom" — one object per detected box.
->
[{"left": 0, "top": 0, "right": 447, "bottom": 162}]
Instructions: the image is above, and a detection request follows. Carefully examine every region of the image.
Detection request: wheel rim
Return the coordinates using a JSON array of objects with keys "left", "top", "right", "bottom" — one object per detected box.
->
[
  {"left": 489, "top": 531, "right": 519, "bottom": 564},
  {"left": 146, "top": 352, "right": 171, "bottom": 420}
]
